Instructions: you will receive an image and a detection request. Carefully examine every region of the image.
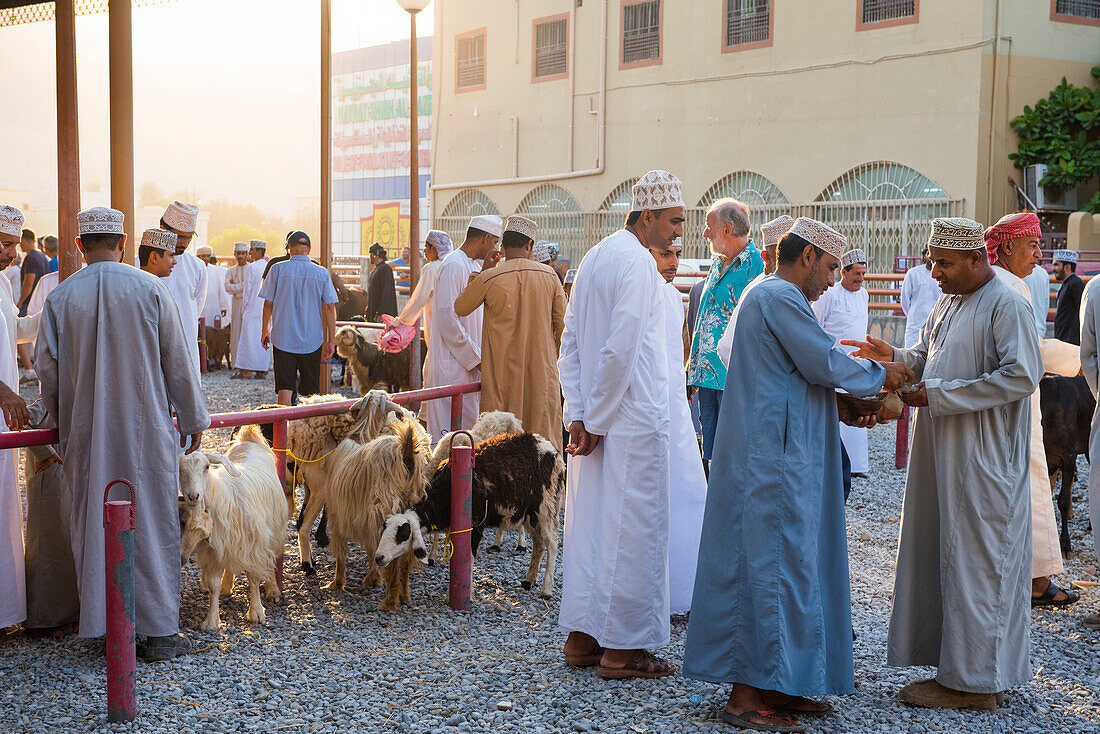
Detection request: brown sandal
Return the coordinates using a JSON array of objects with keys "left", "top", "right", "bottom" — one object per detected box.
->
[
  {"left": 764, "top": 694, "right": 833, "bottom": 717},
  {"left": 718, "top": 709, "right": 807, "bottom": 732},
  {"left": 565, "top": 645, "right": 605, "bottom": 668},
  {"left": 596, "top": 649, "right": 676, "bottom": 680}
]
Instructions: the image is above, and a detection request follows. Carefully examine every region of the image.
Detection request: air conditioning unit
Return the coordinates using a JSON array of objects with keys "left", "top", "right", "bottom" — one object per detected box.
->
[{"left": 1024, "top": 164, "right": 1078, "bottom": 211}]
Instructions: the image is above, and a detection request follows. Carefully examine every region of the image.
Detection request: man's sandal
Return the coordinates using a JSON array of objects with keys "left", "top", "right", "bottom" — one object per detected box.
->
[
  {"left": 565, "top": 645, "right": 605, "bottom": 668},
  {"left": 1032, "top": 582, "right": 1079, "bottom": 608},
  {"left": 766, "top": 695, "right": 833, "bottom": 717},
  {"left": 718, "top": 709, "right": 807, "bottom": 733},
  {"left": 596, "top": 650, "right": 676, "bottom": 680}
]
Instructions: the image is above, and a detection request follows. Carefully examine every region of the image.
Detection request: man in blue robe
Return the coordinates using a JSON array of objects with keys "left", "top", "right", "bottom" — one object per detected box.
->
[{"left": 684, "top": 218, "right": 912, "bottom": 732}]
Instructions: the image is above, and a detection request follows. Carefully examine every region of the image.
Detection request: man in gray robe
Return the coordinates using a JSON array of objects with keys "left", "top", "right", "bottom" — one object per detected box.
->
[
  {"left": 1078, "top": 272, "right": 1100, "bottom": 631},
  {"left": 36, "top": 207, "right": 209, "bottom": 662},
  {"left": 843, "top": 217, "right": 1042, "bottom": 710}
]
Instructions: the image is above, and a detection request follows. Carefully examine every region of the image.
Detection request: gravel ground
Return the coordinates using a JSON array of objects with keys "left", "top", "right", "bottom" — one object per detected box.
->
[{"left": 3, "top": 371, "right": 1099, "bottom": 733}]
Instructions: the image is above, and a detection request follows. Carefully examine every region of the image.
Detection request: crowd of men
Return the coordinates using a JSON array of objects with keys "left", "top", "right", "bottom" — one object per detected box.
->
[{"left": 0, "top": 170, "right": 1098, "bottom": 730}]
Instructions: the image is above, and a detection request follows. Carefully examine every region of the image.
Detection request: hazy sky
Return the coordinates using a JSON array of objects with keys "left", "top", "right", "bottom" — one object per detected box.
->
[{"left": 0, "top": 0, "right": 433, "bottom": 218}]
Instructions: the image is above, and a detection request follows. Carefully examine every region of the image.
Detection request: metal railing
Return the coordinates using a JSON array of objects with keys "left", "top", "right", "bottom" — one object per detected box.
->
[
  {"left": 0, "top": 382, "right": 483, "bottom": 610},
  {"left": 436, "top": 199, "right": 965, "bottom": 271}
]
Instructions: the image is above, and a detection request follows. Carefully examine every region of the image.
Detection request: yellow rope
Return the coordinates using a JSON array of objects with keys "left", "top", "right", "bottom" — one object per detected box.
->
[
  {"left": 273, "top": 446, "right": 339, "bottom": 492},
  {"left": 428, "top": 526, "right": 473, "bottom": 563}
]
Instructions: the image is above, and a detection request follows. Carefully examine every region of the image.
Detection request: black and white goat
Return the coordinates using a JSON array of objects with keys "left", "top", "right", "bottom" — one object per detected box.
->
[{"left": 375, "top": 431, "right": 564, "bottom": 598}]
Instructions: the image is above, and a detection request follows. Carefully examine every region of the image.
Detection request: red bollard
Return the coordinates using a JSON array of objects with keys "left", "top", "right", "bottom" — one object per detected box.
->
[
  {"left": 894, "top": 404, "right": 910, "bottom": 470},
  {"left": 271, "top": 419, "right": 287, "bottom": 592},
  {"left": 449, "top": 393, "right": 464, "bottom": 432},
  {"left": 198, "top": 318, "right": 208, "bottom": 375},
  {"left": 103, "top": 479, "right": 137, "bottom": 723},
  {"left": 448, "top": 432, "right": 474, "bottom": 611}
]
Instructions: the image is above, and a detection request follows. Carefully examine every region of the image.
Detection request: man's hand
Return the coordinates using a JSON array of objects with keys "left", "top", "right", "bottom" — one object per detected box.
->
[
  {"left": 0, "top": 384, "right": 30, "bottom": 431},
  {"left": 182, "top": 431, "right": 203, "bottom": 455},
  {"left": 840, "top": 335, "right": 895, "bottom": 363},
  {"left": 34, "top": 454, "right": 62, "bottom": 475},
  {"left": 322, "top": 339, "right": 335, "bottom": 361},
  {"left": 483, "top": 250, "right": 503, "bottom": 270},
  {"left": 261, "top": 333, "right": 271, "bottom": 350},
  {"left": 900, "top": 383, "right": 929, "bottom": 408},
  {"left": 882, "top": 362, "right": 914, "bottom": 392},
  {"left": 566, "top": 421, "right": 600, "bottom": 456}
]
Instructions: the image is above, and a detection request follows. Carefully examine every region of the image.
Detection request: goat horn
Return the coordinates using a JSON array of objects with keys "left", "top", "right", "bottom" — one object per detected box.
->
[{"left": 385, "top": 399, "right": 404, "bottom": 415}]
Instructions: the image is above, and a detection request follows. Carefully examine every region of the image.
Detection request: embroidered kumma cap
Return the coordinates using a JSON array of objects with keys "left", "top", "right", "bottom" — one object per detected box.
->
[
  {"left": 0, "top": 205, "right": 24, "bottom": 238},
  {"left": 788, "top": 217, "right": 847, "bottom": 260},
  {"left": 928, "top": 217, "right": 986, "bottom": 250},
  {"left": 140, "top": 227, "right": 178, "bottom": 252},
  {"left": 841, "top": 249, "right": 867, "bottom": 268},
  {"left": 505, "top": 215, "right": 538, "bottom": 241},
  {"left": 78, "top": 207, "right": 125, "bottom": 236},
  {"left": 1053, "top": 249, "right": 1078, "bottom": 263},
  {"left": 162, "top": 200, "right": 199, "bottom": 235},
  {"left": 761, "top": 215, "right": 796, "bottom": 249},
  {"left": 631, "top": 170, "right": 685, "bottom": 212}
]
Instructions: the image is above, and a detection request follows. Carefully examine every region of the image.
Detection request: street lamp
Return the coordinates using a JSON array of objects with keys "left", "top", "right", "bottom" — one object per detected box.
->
[{"left": 396, "top": 0, "right": 429, "bottom": 389}]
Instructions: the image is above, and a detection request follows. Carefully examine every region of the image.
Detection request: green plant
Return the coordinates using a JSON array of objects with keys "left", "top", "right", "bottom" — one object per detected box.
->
[{"left": 1010, "top": 71, "right": 1100, "bottom": 205}]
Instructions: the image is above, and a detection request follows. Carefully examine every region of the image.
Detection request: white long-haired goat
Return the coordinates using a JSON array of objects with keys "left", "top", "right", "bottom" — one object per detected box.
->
[{"left": 179, "top": 424, "right": 285, "bottom": 631}]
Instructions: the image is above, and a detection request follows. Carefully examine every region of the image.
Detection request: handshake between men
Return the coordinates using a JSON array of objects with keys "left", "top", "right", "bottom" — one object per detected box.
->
[{"left": 836, "top": 336, "right": 915, "bottom": 428}]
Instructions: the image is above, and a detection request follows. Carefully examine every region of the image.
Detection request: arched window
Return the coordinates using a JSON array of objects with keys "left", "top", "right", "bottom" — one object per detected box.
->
[
  {"left": 697, "top": 171, "right": 789, "bottom": 207},
  {"left": 516, "top": 184, "right": 586, "bottom": 265},
  {"left": 434, "top": 189, "right": 502, "bottom": 247},
  {"left": 599, "top": 179, "right": 640, "bottom": 212},
  {"left": 439, "top": 189, "right": 502, "bottom": 218},
  {"left": 813, "top": 162, "right": 960, "bottom": 271}
]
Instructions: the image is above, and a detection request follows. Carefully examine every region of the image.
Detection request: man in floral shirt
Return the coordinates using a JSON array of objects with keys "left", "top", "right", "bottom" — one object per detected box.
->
[{"left": 687, "top": 199, "right": 763, "bottom": 473}]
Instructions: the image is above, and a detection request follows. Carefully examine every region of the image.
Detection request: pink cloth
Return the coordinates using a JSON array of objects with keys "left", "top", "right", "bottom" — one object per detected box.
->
[
  {"left": 984, "top": 211, "right": 1042, "bottom": 265},
  {"left": 377, "top": 315, "right": 416, "bottom": 353}
]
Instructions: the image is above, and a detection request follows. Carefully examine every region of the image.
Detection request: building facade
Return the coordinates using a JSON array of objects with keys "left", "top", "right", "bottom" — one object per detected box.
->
[
  {"left": 430, "top": 0, "right": 1099, "bottom": 270},
  {"left": 331, "top": 37, "right": 432, "bottom": 259}
]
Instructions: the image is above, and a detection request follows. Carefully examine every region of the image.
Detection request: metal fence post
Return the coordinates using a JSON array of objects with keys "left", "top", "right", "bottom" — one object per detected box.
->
[
  {"left": 449, "top": 393, "right": 464, "bottom": 432},
  {"left": 448, "top": 433, "right": 474, "bottom": 611},
  {"left": 895, "top": 405, "right": 909, "bottom": 470},
  {"left": 272, "top": 419, "right": 287, "bottom": 592},
  {"left": 103, "top": 479, "right": 137, "bottom": 723},
  {"left": 198, "top": 317, "right": 207, "bottom": 375}
]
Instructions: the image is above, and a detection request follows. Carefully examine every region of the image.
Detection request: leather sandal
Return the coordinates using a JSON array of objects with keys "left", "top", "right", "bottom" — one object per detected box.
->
[
  {"left": 596, "top": 649, "right": 676, "bottom": 680},
  {"left": 718, "top": 709, "right": 807, "bottom": 732},
  {"left": 1032, "top": 581, "right": 1079, "bottom": 608}
]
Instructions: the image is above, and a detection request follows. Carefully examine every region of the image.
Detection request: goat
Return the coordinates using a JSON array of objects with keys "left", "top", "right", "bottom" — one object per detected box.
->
[
  {"left": 293, "top": 390, "right": 429, "bottom": 576},
  {"left": 179, "top": 424, "right": 286, "bottom": 631},
  {"left": 205, "top": 324, "right": 231, "bottom": 370},
  {"left": 334, "top": 325, "right": 422, "bottom": 394},
  {"left": 1040, "top": 374, "right": 1095, "bottom": 557},
  {"left": 323, "top": 418, "right": 429, "bottom": 610},
  {"left": 376, "top": 432, "right": 564, "bottom": 599},
  {"left": 429, "top": 411, "right": 528, "bottom": 553}
]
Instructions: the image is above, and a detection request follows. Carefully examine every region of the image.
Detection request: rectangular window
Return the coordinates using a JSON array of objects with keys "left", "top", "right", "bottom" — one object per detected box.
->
[
  {"left": 859, "top": 0, "right": 918, "bottom": 29},
  {"left": 1052, "top": 0, "right": 1100, "bottom": 25},
  {"left": 533, "top": 15, "right": 569, "bottom": 81},
  {"left": 455, "top": 30, "right": 486, "bottom": 92},
  {"left": 621, "top": 0, "right": 661, "bottom": 68},
  {"left": 725, "top": 0, "right": 771, "bottom": 50}
]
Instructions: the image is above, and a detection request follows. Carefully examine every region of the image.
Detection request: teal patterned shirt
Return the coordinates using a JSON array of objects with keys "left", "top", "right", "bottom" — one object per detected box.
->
[{"left": 688, "top": 242, "right": 765, "bottom": 390}]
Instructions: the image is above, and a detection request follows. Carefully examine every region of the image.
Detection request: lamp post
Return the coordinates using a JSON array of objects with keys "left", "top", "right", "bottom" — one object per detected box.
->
[{"left": 396, "top": 0, "right": 430, "bottom": 390}]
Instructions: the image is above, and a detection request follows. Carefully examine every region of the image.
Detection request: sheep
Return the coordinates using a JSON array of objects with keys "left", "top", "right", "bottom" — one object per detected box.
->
[
  {"left": 323, "top": 417, "right": 430, "bottom": 610},
  {"left": 428, "top": 411, "right": 529, "bottom": 553},
  {"left": 178, "top": 424, "right": 286, "bottom": 631},
  {"left": 376, "top": 431, "right": 565, "bottom": 599},
  {"left": 334, "top": 325, "right": 422, "bottom": 394},
  {"left": 293, "top": 390, "right": 429, "bottom": 576}
]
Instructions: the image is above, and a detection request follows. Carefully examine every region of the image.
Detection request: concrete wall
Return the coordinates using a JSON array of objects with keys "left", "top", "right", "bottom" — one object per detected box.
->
[{"left": 432, "top": 0, "right": 1099, "bottom": 227}]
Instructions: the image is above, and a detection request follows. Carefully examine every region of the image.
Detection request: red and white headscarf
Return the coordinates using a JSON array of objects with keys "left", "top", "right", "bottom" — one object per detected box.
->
[{"left": 983, "top": 212, "right": 1042, "bottom": 265}]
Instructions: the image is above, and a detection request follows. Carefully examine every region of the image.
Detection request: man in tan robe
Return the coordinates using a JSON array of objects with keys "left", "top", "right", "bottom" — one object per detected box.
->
[{"left": 455, "top": 215, "right": 566, "bottom": 453}]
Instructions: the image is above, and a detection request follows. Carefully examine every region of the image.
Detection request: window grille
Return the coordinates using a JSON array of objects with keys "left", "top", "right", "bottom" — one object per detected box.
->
[
  {"left": 861, "top": 0, "right": 916, "bottom": 25},
  {"left": 456, "top": 33, "right": 485, "bottom": 90},
  {"left": 1055, "top": 0, "right": 1100, "bottom": 19},
  {"left": 726, "top": 0, "right": 770, "bottom": 47},
  {"left": 622, "top": 1, "right": 660, "bottom": 65},
  {"left": 534, "top": 18, "right": 568, "bottom": 78}
]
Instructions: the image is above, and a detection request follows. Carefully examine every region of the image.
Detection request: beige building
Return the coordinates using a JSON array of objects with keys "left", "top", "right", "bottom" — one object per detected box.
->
[{"left": 430, "top": 0, "right": 1099, "bottom": 269}]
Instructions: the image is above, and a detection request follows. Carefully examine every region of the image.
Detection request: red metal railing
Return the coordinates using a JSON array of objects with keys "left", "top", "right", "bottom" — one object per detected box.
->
[{"left": 4, "top": 382, "right": 481, "bottom": 610}]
